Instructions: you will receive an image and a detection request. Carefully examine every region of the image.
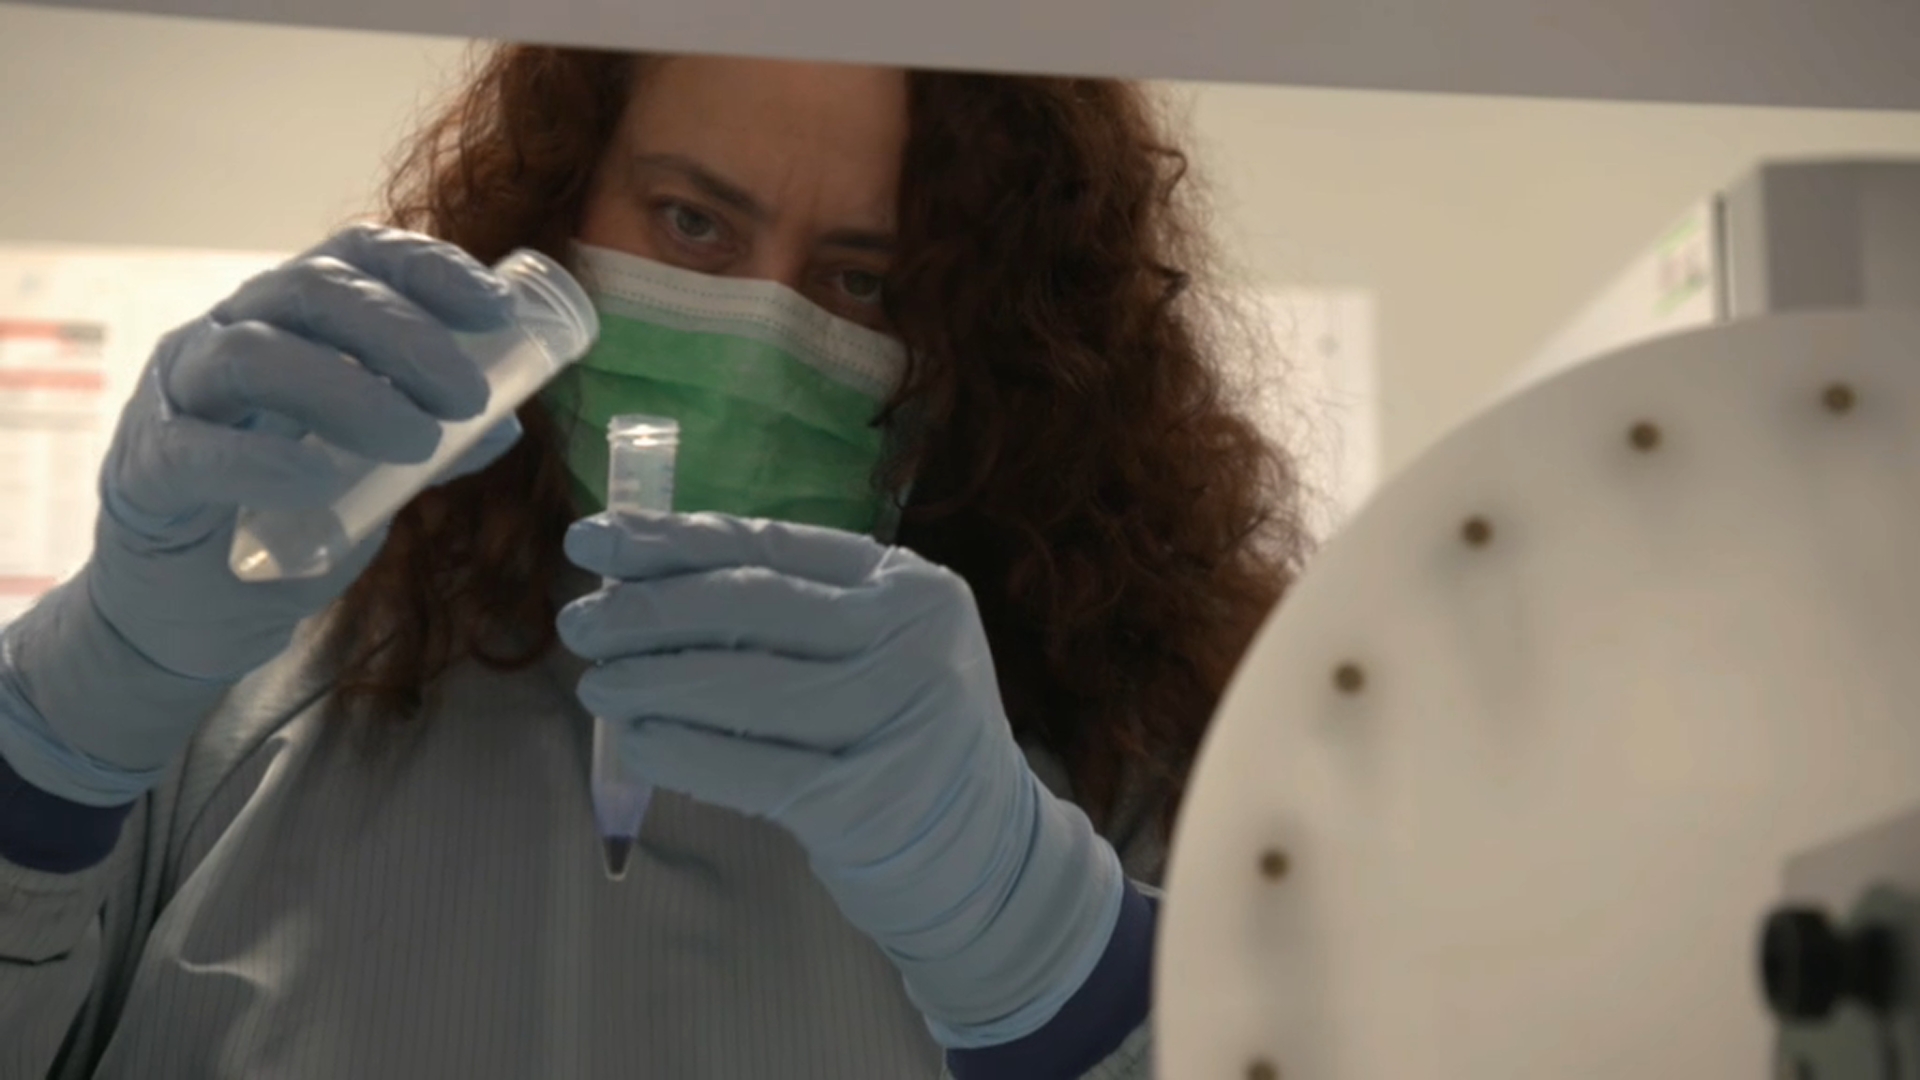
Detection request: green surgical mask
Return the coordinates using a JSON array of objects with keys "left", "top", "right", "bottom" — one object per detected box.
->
[{"left": 541, "top": 243, "right": 908, "bottom": 537}]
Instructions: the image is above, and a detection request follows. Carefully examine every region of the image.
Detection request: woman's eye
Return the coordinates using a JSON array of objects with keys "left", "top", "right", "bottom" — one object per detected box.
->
[
  {"left": 664, "top": 203, "right": 721, "bottom": 244},
  {"left": 839, "top": 269, "right": 886, "bottom": 304}
]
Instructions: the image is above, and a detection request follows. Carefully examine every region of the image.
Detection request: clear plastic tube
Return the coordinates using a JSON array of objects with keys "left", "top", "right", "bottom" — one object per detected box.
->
[
  {"left": 228, "top": 249, "right": 599, "bottom": 583},
  {"left": 593, "top": 415, "right": 680, "bottom": 881}
]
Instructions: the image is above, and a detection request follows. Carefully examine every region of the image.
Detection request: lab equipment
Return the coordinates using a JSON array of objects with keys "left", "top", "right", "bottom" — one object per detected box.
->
[
  {"left": 1766, "top": 807, "right": 1920, "bottom": 1080},
  {"left": 0, "top": 226, "right": 522, "bottom": 806},
  {"left": 539, "top": 243, "right": 904, "bottom": 533},
  {"left": 591, "top": 414, "right": 679, "bottom": 881},
  {"left": 558, "top": 512, "right": 1124, "bottom": 1046},
  {"left": 229, "top": 247, "right": 598, "bottom": 583},
  {"left": 1157, "top": 158, "right": 1920, "bottom": 1080}
]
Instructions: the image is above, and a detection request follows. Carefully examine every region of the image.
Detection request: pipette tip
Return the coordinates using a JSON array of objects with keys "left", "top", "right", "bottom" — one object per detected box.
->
[{"left": 602, "top": 836, "right": 634, "bottom": 881}]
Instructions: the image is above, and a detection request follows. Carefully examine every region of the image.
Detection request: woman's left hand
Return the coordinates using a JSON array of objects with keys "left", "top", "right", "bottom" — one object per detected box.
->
[{"left": 558, "top": 510, "right": 1123, "bottom": 1047}]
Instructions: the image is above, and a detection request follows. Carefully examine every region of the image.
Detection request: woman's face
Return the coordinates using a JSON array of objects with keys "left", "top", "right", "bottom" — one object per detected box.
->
[{"left": 579, "top": 56, "right": 909, "bottom": 331}]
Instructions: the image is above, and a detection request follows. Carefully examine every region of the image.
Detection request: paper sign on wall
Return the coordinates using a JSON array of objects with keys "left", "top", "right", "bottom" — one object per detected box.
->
[
  {"left": 0, "top": 246, "right": 285, "bottom": 623},
  {"left": 1243, "top": 288, "right": 1381, "bottom": 538},
  {"left": 1506, "top": 199, "right": 1723, "bottom": 398}
]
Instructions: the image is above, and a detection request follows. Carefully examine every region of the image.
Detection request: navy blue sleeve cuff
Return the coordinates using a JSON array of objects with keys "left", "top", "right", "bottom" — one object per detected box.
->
[
  {"left": 0, "top": 750, "right": 133, "bottom": 873},
  {"left": 947, "top": 880, "right": 1156, "bottom": 1080}
]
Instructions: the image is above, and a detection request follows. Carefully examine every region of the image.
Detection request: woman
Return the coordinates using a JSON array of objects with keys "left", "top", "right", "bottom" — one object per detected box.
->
[{"left": 0, "top": 47, "right": 1308, "bottom": 1080}]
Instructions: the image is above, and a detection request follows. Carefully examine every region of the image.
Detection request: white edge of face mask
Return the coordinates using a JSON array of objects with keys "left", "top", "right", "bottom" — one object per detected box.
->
[{"left": 569, "top": 241, "right": 906, "bottom": 390}]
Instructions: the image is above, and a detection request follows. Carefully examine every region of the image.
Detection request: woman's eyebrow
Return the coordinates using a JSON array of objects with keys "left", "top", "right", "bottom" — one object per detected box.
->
[
  {"left": 634, "top": 152, "right": 896, "bottom": 253},
  {"left": 632, "top": 153, "right": 769, "bottom": 222},
  {"left": 819, "top": 228, "right": 895, "bottom": 255}
]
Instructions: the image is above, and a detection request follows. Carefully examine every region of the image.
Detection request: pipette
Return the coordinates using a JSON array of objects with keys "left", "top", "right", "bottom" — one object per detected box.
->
[{"left": 592, "top": 414, "right": 680, "bottom": 880}]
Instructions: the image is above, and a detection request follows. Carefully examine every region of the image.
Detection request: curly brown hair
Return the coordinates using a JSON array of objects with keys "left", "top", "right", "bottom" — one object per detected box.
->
[{"left": 329, "top": 45, "right": 1313, "bottom": 836}]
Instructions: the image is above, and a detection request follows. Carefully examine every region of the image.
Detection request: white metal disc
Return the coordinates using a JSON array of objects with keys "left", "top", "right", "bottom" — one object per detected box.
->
[{"left": 1158, "top": 309, "right": 1920, "bottom": 1079}]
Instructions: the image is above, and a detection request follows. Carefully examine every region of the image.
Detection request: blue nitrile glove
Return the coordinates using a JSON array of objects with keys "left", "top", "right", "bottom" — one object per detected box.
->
[
  {"left": 0, "top": 224, "right": 523, "bottom": 807},
  {"left": 558, "top": 511, "right": 1126, "bottom": 1048}
]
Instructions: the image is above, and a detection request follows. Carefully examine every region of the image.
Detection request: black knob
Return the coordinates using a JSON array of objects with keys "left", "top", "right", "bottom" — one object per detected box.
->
[{"left": 1760, "top": 906, "right": 1898, "bottom": 1021}]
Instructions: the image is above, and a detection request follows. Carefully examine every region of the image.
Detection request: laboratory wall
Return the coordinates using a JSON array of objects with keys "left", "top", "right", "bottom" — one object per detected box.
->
[
  {"left": 0, "top": 3, "right": 470, "bottom": 252},
  {"left": 5, "top": 0, "right": 1920, "bottom": 475},
  {"left": 1177, "top": 86, "right": 1920, "bottom": 471}
]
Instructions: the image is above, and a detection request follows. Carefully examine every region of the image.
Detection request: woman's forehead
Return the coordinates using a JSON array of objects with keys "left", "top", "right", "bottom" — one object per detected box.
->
[{"left": 621, "top": 57, "right": 908, "bottom": 212}]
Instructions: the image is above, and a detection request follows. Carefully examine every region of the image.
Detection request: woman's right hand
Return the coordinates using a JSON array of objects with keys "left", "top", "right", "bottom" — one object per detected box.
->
[{"left": 0, "top": 224, "right": 520, "bottom": 801}]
